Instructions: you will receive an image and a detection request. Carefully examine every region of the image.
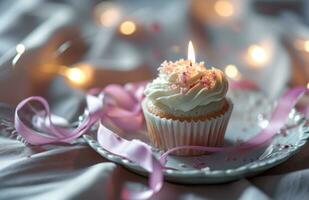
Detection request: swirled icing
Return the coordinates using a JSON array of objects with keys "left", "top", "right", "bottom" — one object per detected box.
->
[{"left": 144, "top": 59, "right": 228, "bottom": 113}]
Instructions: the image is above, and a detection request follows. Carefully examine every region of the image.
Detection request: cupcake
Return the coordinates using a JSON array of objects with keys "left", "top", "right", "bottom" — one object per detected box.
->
[{"left": 142, "top": 59, "right": 233, "bottom": 156}]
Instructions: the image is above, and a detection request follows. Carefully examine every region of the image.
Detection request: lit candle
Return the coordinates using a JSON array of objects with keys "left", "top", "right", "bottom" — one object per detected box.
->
[{"left": 188, "top": 40, "right": 196, "bottom": 64}]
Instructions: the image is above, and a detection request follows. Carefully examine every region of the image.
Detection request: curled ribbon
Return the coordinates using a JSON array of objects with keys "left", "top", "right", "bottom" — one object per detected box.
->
[{"left": 14, "top": 81, "right": 308, "bottom": 200}]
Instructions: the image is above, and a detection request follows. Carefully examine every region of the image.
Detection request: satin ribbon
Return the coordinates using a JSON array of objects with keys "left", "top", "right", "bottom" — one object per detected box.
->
[
  {"left": 14, "top": 83, "right": 144, "bottom": 145},
  {"left": 14, "top": 81, "right": 308, "bottom": 200},
  {"left": 160, "top": 86, "right": 308, "bottom": 163}
]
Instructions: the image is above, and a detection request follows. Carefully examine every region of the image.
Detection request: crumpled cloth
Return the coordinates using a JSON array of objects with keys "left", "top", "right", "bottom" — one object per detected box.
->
[
  {"left": 0, "top": 0, "right": 302, "bottom": 106},
  {"left": 1, "top": 103, "right": 309, "bottom": 200},
  {"left": 0, "top": 0, "right": 308, "bottom": 199}
]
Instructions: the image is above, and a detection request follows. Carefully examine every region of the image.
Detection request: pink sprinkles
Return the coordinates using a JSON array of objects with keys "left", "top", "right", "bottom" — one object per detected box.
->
[{"left": 158, "top": 59, "right": 219, "bottom": 91}]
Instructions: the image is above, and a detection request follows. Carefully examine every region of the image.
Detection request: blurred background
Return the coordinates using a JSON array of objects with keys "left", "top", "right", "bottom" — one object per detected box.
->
[{"left": 0, "top": 0, "right": 308, "bottom": 112}]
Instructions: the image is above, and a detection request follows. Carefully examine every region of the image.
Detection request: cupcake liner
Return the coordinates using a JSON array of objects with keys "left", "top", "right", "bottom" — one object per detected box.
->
[{"left": 142, "top": 99, "right": 233, "bottom": 156}]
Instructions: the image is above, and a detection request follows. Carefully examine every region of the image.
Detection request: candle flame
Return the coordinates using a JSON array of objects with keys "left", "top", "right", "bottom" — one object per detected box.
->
[
  {"left": 307, "top": 82, "right": 309, "bottom": 89},
  {"left": 188, "top": 41, "right": 196, "bottom": 64}
]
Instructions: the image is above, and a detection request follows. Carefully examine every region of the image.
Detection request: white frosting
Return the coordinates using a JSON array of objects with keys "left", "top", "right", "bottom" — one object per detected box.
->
[{"left": 144, "top": 59, "right": 228, "bottom": 113}]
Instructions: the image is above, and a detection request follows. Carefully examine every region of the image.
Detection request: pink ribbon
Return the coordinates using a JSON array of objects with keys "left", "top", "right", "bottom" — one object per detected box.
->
[
  {"left": 160, "top": 86, "right": 308, "bottom": 162},
  {"left": 97, "top": 124, "right": 163, "bottom": 199},
  {"left": 14, "top": 81, "right": 308, "bottom": 200},
  {"left": 229, "top": 79, "right": 259, "bottom": 90}
]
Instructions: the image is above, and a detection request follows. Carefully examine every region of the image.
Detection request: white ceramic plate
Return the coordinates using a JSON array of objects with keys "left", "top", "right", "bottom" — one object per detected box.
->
[{"left": 83, "top": 90, "right": 309, "bottom": 184}]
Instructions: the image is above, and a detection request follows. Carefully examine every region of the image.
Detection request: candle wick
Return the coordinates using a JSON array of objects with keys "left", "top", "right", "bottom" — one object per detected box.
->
[{"left": 190, "top": 61, "right": 192, "bottom": 66}]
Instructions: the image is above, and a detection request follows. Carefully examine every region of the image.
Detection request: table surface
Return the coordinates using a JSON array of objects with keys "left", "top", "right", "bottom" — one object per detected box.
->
[{"left": 1, "top": 103, "right": 309, "bottom": 200}]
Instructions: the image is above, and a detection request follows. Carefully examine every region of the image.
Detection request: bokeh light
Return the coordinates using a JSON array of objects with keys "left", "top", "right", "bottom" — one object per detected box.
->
[
  {"left": 60, "top": 64, "right": 93, "bottom": 88},
  {"left": 66, "top": 68, "right": 87, "bottom": 84},
  {"left": 225, "top": 64, "right": 240, "bottom": 80},
  {"left": 304, "top": 41, "right": 309, "bottom": 52},
  {"left": 119, "top": 21, "right": 136, "bottom": 35},
  {"left": 16, "top": 44, "right": 25, "bottom": 54},
  {"left": 214, "top": 0, "right": 234, "bottom": 17},
  {"left": 248, "top": 45, "right": 268, "bottom": 65},
  {"left": 100, "top": 7, "right": 121, "bottom": 27},
  {"left": 12, "top": 44, "right": 26, "bottom": 66}
]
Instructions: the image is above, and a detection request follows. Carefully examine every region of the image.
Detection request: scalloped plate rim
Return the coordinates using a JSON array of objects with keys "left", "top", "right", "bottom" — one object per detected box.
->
[{"left": 83, "top": 117, "right": 309, "bottom": 183}]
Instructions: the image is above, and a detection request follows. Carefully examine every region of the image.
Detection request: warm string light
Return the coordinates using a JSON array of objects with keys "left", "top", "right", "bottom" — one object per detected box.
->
[
  {"left": 96, "top": 4, "right": 137, "bottom": 38},
  {"left": 95, "top": 3, "right": 140, "bottom": 38},
  {"left": 304, "top": 41, "right": 309, "bottom": 52},
  {"left": 96, "top": 3, "right": 139, "bottom": 36},
  {"left": 214, "top": 0, "right": 234, "bottom": 17},
  {"left": 188, "top": 41, "right": 196, "bottom": 64},
  {"left": 66, "top": 68, "right": 87, "bottom": 84},
  {"left": 225, "top": 64, "right": 241, "bottom": 80},
  {"left": 12, "top": 43, "right": 26, "bottom": 66},
  {"left": 100, "top": 8, "right": 121, "bottom": 27},
  {"left": 247, "top": 44, "right": 269, "bottom": 67},
  {"left": 119, "top": 20, "right": 136, "bottom": 35},
  {"left": 16, "top": 44, "right": 25, "bottom": 54},
  {"left": 293, "top": 39, "right": 309, "bottom": 52},
  {"left": 248, "top": 45, "right": 267, "bottom": 64},
  {"left": 59, "top": 64, "right": 93, "bottom": 88},
  {"left": 94, "top": 2, "right": 122, "bottom": 27},
  {"left": 13, "top": 41, "right": 92, "bottom": 88}
]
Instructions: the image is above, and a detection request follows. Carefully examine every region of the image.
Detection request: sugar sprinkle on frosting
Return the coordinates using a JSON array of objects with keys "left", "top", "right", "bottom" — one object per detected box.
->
[
  {"left": 144, "top": 59, "right": 228, "bottom": 112},
  {"left": 158, "top": 59, "right": 217, "bottom": 91}
]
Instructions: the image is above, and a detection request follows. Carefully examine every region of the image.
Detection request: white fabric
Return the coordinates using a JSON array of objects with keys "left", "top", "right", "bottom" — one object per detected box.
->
[
  {"left": 0, "top": 0, "right": 307, "bottom": 199},
  {"left": 1, "top": 103, "right": 309, "bottom": 200}
]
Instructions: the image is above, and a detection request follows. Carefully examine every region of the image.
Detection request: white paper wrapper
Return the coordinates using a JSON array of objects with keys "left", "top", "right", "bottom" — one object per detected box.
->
[{"left": 142, "top": 99, "right": 233, "bottom": 156}]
